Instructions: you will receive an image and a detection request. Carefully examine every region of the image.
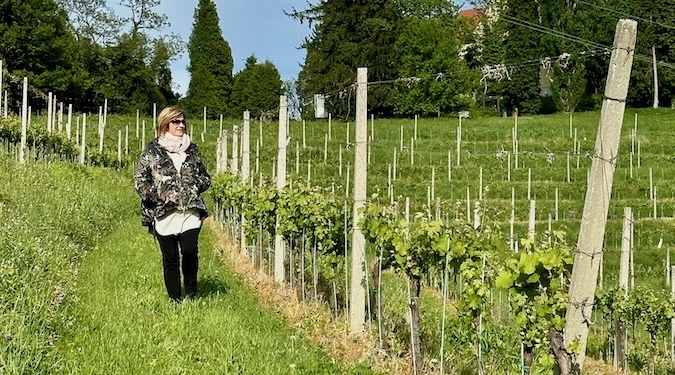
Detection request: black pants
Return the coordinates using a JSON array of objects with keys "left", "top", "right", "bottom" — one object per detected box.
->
[{"left": 155, "top": 228, "right": 200, "bottom": 301}]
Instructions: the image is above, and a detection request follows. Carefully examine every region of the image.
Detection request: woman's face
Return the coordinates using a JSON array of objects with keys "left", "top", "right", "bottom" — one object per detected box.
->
[{"left": 167, "top": 115, "right": 186, "bottom": 137}]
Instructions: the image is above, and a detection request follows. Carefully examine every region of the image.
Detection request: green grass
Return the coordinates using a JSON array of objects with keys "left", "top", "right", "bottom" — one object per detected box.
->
[
  {"left": 54, "top": 217, "right": 376, "bottom": 374},
  {"left": 0, "top": 154, "right": 378, "bottom": 374},
  {"left": 12, "top": 107, "right": 675, "bottom": 373},
  {"left": 0, "top": 158, "right": 133, "bottom": 373}
]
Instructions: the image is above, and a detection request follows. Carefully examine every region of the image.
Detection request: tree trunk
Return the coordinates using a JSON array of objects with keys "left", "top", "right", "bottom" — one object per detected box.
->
[
  {"left": 549, "top": 327, "right": 574, "bottom": 375},
  {"left": 371, "top": 258, "right": 390, "bottom": 351},
  {"left": 616, "top": 320, "right": 626, "bottom": 371},
  {"left": 524, "top": 345, "right": 534, "bottom": 375},
  {"left": 409, "top": 275, "right": 422, "bottom": 374}
]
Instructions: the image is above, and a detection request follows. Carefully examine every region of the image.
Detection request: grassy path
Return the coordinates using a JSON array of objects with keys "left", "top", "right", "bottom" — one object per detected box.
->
[{"left": 54, "top": 216, "right": 375, "bottom": 374}]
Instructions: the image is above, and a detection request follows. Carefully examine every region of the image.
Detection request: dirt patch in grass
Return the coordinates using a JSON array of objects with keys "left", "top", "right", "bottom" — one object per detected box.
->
[{"left": 207, "top": 218, "right": 411, "bottom": 375}]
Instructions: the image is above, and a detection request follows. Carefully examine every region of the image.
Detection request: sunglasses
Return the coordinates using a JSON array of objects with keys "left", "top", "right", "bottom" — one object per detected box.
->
[{"left": 170, "top": 119, "right": 186, "bottom": 125}]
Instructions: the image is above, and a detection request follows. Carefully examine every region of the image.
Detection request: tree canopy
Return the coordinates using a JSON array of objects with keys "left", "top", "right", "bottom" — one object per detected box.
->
[
  {"left": 184, "top": 0, "right": 233, "bottom": 118},
  {"left": 230, "top": 56, "right": 283, "bottom": 119},
  {"left": 3, "top": 0, "right": 675, "bottom": 117}
]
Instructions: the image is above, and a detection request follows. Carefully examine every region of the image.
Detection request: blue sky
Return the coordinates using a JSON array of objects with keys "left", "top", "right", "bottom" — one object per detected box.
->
[{"left": 121, "top": 0, "right": 313, "bottom": 97}]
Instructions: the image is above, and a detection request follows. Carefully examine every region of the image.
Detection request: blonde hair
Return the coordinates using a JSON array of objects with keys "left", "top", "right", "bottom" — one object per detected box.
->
[{"left": 156, "top": 106, "right": 187, "bottom": 136}]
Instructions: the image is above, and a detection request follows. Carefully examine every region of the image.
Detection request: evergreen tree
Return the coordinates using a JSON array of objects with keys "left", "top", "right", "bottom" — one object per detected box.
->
[
  {"left": 291, "top": 0, "right": 401, "bottom": 118},
  {"left": 499, "top": 0, "right": 543, "bottom": 114},
  {"left": 185, "top": 0, "right": 233, "bottom": 118},
  {"left": 230, "top": 56, "right": 283, "bottom": 119}
]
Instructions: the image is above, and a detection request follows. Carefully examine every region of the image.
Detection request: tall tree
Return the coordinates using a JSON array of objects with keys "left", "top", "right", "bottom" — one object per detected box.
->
[
  {"left": 151, "top": 39, "right": 177, "bottom": 102},
  {"left": 57, "top": 0, "right": 122, "bottom": 45},
  {"left": 391, "top": 5, "right": 478, "bottom": 116},
  {"left": 625, "top": 0, "right": 675, "bottom": 107},
  {"left": 498, "top": 0, "right": 543, "bottom": 114},
  {"left": 118, "top": 0, "right": 168, "bottom": 38},
  {"left": 99, "top": 33, "right": 164, "bottom": 113},
  {"left": 0, "top": 0, "right": 78, "bottom": 104},
  {"left": 230, "top": 56, "right": 283, "bottom": 119},
  {"left": 291, "top": 0, "right": 402, "bottom": 118},
  {"left": 185, "top": 0, "right": 233, "bottom": 118}
]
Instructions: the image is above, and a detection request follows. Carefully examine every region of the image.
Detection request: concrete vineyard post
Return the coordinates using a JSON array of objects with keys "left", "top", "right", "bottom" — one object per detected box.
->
[
  {"left": 117, "top": 131, "right": 121, "bottom": 163},
  {"left": 231, "top": 125, "right": 239, "bottom": 174},
  {"left": 19, "top": 77, "right": 28, "bottom": 165},
  {"left": 47, "top": 92, "right": 53, "bottom": 133},
  {"left": 350, "top": 67, "right": 367, "bottom": 335},
  {"left": 616, "top": 207, "right": 631, "bottom": 370},
  {"left": 0, "top": 60, "right": 2, "bottom": 117},
  {"left": 67, "top": 104, "right": 73, "bottom": 139},
  {"left": 241, "top": 110, "right": 251, "bottom": 253},
  {"left": 564, "top": 20, "right": 637, "bottom": 371},
  {"left": 274, "top": 95, "right": 288, "bottom": 283},
  {"left": 80, "top": 114, "right": 86, "bottom": 165},
  {"left": 528, "top": 200, "right": 536, "bottom": 239},
  {"left": 296, "top": 142, "right": 300, "bottom": 174}
]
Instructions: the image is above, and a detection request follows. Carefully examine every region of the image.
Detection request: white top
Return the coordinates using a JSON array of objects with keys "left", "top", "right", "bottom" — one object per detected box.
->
[{"left": 154, "top": 151, "right": 202, "bottom": 236}]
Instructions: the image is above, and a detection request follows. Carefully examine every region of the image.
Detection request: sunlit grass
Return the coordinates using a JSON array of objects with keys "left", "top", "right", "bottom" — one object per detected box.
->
[{"left": 53, "top": 217, "right": 377, "bottom": 374}]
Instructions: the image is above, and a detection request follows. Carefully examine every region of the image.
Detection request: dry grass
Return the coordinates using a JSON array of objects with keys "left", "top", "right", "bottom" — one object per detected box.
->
[
  {"left": 584, "top": 358, "right": 630, "bottom": 375},
  {"left": 206, "top": 218, "right": 412, "bottom": 375}
]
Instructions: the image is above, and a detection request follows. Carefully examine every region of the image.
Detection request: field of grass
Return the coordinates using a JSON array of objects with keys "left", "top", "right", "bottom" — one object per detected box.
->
[
  {"left": 0, "top": 152, "right": 379, "bottom": 374},
  {"left": 6, "top": 106, "right": 675, "bottom": 373}
]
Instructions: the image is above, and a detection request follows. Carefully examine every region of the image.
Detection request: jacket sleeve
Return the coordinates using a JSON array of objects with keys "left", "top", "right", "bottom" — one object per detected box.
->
[
  {"left": 192, "top": 144, "right": 211, "bottom": 194},
  {"left": 134, "top": 150, "right": 158, "bottom": 203}
]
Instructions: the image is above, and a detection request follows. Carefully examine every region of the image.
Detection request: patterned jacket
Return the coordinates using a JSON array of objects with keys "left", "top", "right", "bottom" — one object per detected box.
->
[{"left": 134, "top": 138, "right": 211, "bottom": 228}]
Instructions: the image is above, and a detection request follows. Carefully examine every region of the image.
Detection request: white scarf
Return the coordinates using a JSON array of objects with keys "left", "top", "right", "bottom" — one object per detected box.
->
[{"left": 158, "top": 132, "right": 190, "bottom": 153}]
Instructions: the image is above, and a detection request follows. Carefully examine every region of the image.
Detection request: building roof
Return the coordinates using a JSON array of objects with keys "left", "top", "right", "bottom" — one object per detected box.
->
[{"left": 457, "top": 8, "right": 485, "bottom": 20}]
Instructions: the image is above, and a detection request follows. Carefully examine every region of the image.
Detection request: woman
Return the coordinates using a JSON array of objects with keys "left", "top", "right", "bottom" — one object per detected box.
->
[{"left": 134, "top": 106, "right": 211, "bottom": 303}]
